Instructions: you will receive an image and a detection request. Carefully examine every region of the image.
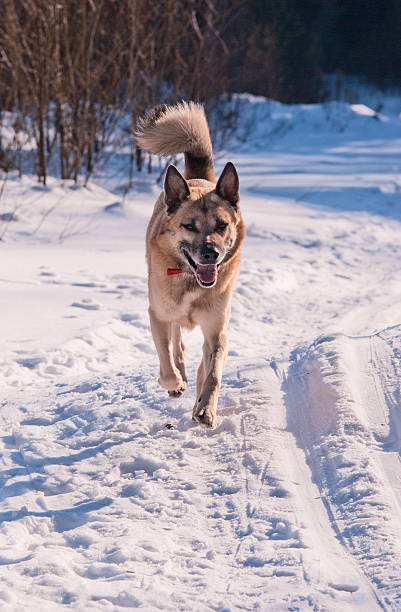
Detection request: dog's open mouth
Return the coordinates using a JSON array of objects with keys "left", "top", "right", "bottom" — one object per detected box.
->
[{"left": 183, "top": 251, "right": 218, "bottom": 288}]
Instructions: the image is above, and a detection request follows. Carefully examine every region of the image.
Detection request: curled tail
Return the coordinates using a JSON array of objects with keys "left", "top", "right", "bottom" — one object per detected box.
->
[{"left": 134, "top": 102, "right": 214, "bottom": 181}]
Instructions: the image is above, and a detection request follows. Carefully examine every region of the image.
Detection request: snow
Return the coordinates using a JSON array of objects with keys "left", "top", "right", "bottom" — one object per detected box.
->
[{"left": 2, "top": 96, "right": 401, "bottom": 610}]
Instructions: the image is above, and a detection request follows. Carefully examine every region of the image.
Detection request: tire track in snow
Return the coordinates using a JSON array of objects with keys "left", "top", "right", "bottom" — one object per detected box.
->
[
  {"left": 284, "top": 327, "right": 401, "bottom": 610},
  {"left": 198, "top": 360, "right": 380, "bottom": 610}
]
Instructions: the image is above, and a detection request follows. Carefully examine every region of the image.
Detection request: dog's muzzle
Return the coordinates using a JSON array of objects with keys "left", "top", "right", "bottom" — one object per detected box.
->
[{"left": 182, "top": 249, "right": 222, "bottom": 288}]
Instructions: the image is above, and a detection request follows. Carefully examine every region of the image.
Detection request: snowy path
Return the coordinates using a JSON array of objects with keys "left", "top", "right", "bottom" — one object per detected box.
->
[
  {"left": 0, "top": 358, "right": 383, "bottom": 610},
  {"left": 2, "top": 100, "right": 401, "bottom": 609}
]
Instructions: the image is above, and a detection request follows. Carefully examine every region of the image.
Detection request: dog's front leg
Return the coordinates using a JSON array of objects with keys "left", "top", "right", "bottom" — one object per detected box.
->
[
  {"left": 193, "top": 323, "right": 228, "bottom": 428},
  {"left": 171, "top": 323, "right": 187, "bottom": 389},
  {"left": 149, "top": 308, "right": 187, "bottom": 397}
]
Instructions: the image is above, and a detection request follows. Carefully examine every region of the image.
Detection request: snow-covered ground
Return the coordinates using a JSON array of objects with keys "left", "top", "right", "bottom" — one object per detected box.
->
[{"left": 2, "top": 97, "right": 401, "bottom": 610}]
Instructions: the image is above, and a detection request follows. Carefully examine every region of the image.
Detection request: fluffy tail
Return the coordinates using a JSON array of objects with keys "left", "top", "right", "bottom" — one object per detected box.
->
[{"left": 135, "top": 102, "right": 214, "bottom": 181}]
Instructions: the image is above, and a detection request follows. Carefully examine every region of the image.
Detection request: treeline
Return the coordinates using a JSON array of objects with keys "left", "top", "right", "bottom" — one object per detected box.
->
[
  {"left": 0, "top": 0, "right": 400, "bottom": 184},
  {"left": 322, "top": 0, "right": 401, "bottom": 86},
  {"left": 235, "top": 0, "right": 401, "bottom": 103}
]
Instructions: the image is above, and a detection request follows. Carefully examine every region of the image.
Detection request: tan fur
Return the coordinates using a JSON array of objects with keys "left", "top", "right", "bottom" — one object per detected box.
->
[
  {"left": 135, "top": 101, "right": 212, "bottom": 158},
  {"left": 135, "top": 102, "right": 214, "bottom": 181},
  {"left": 137, "top": 103, "right": 244, "bottom": 427}
]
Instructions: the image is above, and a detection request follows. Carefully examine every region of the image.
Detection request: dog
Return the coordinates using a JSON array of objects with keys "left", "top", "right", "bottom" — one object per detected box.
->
[{"left": 135, "top": 102, "right": 244, "bottom": 427}]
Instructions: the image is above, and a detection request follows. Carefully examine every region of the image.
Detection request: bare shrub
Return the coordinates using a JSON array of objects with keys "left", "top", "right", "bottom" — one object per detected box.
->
[{"left": 0, "top": 0, "right": 243, "bottom": 186}]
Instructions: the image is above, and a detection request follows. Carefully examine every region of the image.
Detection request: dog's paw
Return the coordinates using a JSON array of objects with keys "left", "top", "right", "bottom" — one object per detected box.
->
[
  {"left": 159, "top": 374, "right": 187, "bottom": 396},
  {"left": 168, "top": 385, "right": 186, "bottom": 398},
  {"left": 192, "top": 402, "right": 216, "bottom": 428}
]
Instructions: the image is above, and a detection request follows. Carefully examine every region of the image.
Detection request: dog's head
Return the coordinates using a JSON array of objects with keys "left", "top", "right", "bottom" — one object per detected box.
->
[{"left": 162, "top": 162, "right": 242, "bottom": 288}]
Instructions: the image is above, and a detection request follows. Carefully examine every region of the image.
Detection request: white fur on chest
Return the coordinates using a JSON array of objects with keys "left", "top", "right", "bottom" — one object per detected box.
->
[{"left": 149, "top": 277, "right": 203, "bottom": 329}]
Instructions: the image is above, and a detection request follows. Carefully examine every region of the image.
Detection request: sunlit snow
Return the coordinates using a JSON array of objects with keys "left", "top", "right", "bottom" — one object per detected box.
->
[{"left": 1, "top": 95, "right": 401, "bottom": 610}]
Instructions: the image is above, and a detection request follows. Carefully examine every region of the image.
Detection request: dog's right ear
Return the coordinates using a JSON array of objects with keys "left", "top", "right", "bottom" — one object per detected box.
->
[{"left": 164, "top": 165, "right": 190, "bottom": 215}]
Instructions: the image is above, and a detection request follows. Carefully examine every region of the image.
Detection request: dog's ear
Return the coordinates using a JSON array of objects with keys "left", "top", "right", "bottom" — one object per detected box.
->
[
  {"left": 215, "top": 162, "right": 239, "bottom": 208},
  {"left": 164, "top": 165, "right": 190, "bottom": 215}
]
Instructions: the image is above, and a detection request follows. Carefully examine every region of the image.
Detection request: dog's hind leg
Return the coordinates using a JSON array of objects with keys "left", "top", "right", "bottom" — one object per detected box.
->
[{"left": 149, "top": 308, "right": 187, "bottom": 397}]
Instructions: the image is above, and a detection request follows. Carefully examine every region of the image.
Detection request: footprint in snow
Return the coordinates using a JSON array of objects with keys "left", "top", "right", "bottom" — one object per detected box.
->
[
  {"left": 134, "top": 343, "right": 155, "bottom": 354},
  {"left": 39, "top": 271, "right": 56, "bottom": 277},
  {"left": 120, "top": 313, "right": 140, "bottom": 322},
  {"left": 71, "top": 298, "right": 102, "bottom": 311},
  {"left": 71, "top": 281, "right": 104, "bottom": 288},
  {"left": 16, "top": 356, "right": 45, "bottom": 370},
  {"left": 38, "top": 269, "right": 62, "bottom": 284},
  {"left": 120, "top": 313, "right": 147, "bottom": 328},
  {"left": 71, "top": 381, "right": 102, "bottom": 394}
]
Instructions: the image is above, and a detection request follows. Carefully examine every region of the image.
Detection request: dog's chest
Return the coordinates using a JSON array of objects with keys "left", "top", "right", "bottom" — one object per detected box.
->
[{"left": 149, "top": 278, "right": 205, "bottom": 329}]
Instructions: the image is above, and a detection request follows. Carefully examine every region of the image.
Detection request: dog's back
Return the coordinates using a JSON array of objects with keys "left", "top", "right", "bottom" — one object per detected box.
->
[{"left": 135, "top": 102, "right": 215, "bottom": 182}]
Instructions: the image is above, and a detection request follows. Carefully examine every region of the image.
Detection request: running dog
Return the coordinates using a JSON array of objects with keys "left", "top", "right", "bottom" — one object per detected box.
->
[{"left": 135, "top": 102, "right": 244, "bottom": 427}]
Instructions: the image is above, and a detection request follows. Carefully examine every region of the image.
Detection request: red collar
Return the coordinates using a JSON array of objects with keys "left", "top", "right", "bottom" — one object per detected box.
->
[{"left": 167, "top": 268, "right": 184, "bottom": 276}]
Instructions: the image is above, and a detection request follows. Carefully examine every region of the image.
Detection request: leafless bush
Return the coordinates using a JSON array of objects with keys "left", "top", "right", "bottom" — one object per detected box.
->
[{"left": 0, "top": 0, "right": 243, "bottom": 186}]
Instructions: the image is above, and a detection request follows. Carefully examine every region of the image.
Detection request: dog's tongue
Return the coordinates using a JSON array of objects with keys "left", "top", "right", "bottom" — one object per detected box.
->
[{"left": 196, "top": 263, "right": 217, "bottom": 284}]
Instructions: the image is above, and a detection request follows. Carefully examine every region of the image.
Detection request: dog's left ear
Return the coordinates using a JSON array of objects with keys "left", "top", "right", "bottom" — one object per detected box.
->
[
  {"left": 164, "top": 165, "right": 190, "bottom": 215},
  {"left": 215, "top": 162, "right": 239, "bottom": 208}
]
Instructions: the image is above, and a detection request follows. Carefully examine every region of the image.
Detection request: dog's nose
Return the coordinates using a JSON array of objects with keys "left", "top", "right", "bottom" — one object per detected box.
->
[{"left": 201, "top": 244, "right": 219, "bottom": 262}]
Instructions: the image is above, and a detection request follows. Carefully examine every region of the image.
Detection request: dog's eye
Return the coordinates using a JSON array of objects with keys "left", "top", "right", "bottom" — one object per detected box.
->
[
  {"left": 182, "top": 223, "right": 195, "bottom": 232},
  {"left": 215, "top": 220, "right": 227, "bottom": 233}
]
